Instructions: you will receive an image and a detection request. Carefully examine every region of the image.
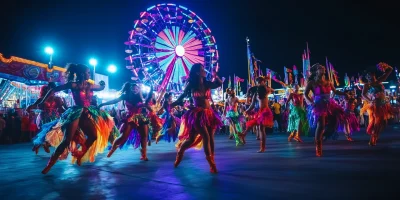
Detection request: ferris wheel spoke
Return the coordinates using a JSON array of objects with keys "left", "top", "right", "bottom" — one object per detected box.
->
[
  {"left": 180, "top": 57, "right": 190, "bottom": 75},
  {"left": 182, "top": 57, "right": 194, "bottom": 71},
  {"left": 164, "top": 29, "right": 177, "bottom": 47},
  {"left": 174, "top": 26, "right": 180, "bottom": 46},
  {"left": 171, "top": 58, "right": 186, "bottom": 83},
  {"left": 180, "top": 31, "right": 196, "bottom": 46},
  {"left": 156, "top": 32, "right": 174, "bottom": 49},
  {"left": 155, "top": 51, "right": 174, "bottom": 58},
  {"left": 178, "top": 30, "right": 185, "bottom": 45},
  {"left": 158, "top": 53, "right": 176, "bottom": 71},
  {"left": 183, "top": 39, "right": 202, "bottom": 49}
]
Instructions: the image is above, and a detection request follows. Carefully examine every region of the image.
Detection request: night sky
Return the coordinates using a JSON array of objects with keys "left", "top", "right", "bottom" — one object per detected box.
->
[{"left": 1, "top": 0, "right": 399, "bottom": 89}]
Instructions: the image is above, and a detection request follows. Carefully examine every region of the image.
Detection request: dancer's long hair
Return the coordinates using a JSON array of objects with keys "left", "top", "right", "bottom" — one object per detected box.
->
[
  {"left": 65, "top": 63, "right": 89, "bottom": 83},
  {"left": 309, "top": 63, "right": 323, "bottom": 82},
  {"left": 120, "top": 82, "right": 143, "bottom": 106},
  {"left": 187, "top": 63, "right": 206, "bottom": 90}
]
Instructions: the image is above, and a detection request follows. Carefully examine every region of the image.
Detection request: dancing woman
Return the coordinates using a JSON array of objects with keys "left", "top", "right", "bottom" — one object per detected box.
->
[
  {"left": 27, "top": 82, "right": 66, "bottom": 154},
  {"left": 361, "top": 62, "right": 393, "bottom": 146},
  {"left": 155, "top": 92, "right": 180, "bottom": 144},
  {"left": 339, "top": 90, "right": 359, "bottom": 141},
  {"left": 285, "top": 84, "right": 309, "bottom": 143},
  {"left": 171, "top": 63, "right": 222, "bottom": 173},
  {"left": 99, "top": 82, "right": 152, "bottom": 161},
  {"left": 241, "top": 77, "right": 274, "bottom": 153},
  {"left": 304, "top": 63, "right": 348, "bottom": 157},
  {"left": 39, "top": 64, "right": 115, "bottom": 174},
  {"left": 224, "top": 88, "right": 245, "bottom": 146}
]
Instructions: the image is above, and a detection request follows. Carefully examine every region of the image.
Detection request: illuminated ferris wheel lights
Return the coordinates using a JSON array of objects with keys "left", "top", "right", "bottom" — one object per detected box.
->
[
  {"left": 175, "top": 45, "right": 185, "bottom": 57},
  {"left": 188, "top": 19, "right": 195, "bottom": 23},
  {"left": 141, "top": 18, "right": 149, "bottom": 23}
]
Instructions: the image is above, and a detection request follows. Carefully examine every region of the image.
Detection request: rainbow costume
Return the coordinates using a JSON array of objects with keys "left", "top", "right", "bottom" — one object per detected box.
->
[
  {"left": 338, "top": 98, "right": 360, "bottom": 140},
  {"left": 225, "top": 106, "right": 245, "bottom": 146},
  {"left": 175, "top": 89, "right": 223, "bottom": 150},
  {"left": 157, "top": 107, "right": 181, "bottom": 143},
  {"left": 287, "top": 94, "right": 309, "bottom": 137},
  {"left": 34, "top": 89, "right": 119, "bottom": 164}
]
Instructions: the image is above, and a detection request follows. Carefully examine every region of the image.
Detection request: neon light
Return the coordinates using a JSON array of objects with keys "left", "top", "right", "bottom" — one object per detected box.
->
[
  {"left": 147, "top": 5, "right": 156, "bottom": 11},
  {"left": 167, "top": 3, "right": 176, "bottom": 6},
  {"left": 179, "top": 5, "right": 188, "bottom": 10}
]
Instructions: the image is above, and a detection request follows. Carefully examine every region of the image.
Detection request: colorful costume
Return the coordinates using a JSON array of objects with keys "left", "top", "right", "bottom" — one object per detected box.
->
[
  {"left": 225, "top": 106, "right": 245, "bottom": 146},
  {"left": 364, "top": 84, "right": 393, "bottom": 145},
  {"left": 34, "top": 89, "right": 118, "bottom": 164},
  {"left": 287, "top": 94, "right": 309, "bottom": 137},
  {"left": 246, "top": 107, "right": 274, "bottom": 128},
  {"left": 175, "top": 89, "right": 223, "bottom": 150},
  {"left": 338, "top": 98, "right": 360, "bottom": 140},
  {"left": 157, "top": 108, "right": 180, "bottom": 143}
]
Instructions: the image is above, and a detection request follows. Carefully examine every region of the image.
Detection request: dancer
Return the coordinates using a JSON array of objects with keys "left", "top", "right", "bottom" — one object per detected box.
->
[
  {"left": 99, "top": 82, "right": 152, "bottom": 161},
  {"left": 171, "top": 63, "right": 222, "bottom": 173},
  {"left": 304, "top": 63, "right": 348, "bottom": 157},
  {"left": 155, "top": 92, "right": 180, "bottom": 144},
  {"left": 27, "top": 82, "right": 66, "bottom": 154},
  {"left": 241, "top": 76, "right": 274, "bottom": 152},
  {"left": 224, "top": 88, "right": 244, "bottom": 146},
  {"left": 145, "top": 87, "right": 163, "bottom": 146},
  {"left": 361, "top": 62, "right": 393, "bottom": 146},
  {"left": 285, "top": 84, "right": 309, "bottom": 142},
  {"left": 245, "top": 79, "right": 264, "bottom": 140},
  {"left": 39, "top": 63, "right": 115, "bottom": 174},
  {"left": 339, "top": 90, "right": 359, "bottom": 141}
]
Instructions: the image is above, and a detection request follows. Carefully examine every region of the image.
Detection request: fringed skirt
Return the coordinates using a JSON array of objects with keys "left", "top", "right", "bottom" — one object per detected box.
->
[
  {"left": 158, "top": 112, "right": 180, "bottom": 143},
  {"left": 118, "top": 113, "right": 149, "bottom": 150},
  {"left": 32, "top": 106, "right": 118, "bottom": 164},
  {"left": 338, "top": 110, "right": 360, "bottom": 134},
  {"left": 175, "top": 107, "right": 222, "bottom": 150},
  {"left": 36, "top": 110, "right": 60, "bottom": 130},
  {"left": 225, "top": 110, "right": 245, "bottom": 133},
  {"left": 246, "top": 107, "right": 274, "bottom": 128},
  {"left": 148, "top": 111, "right": 163, "bottom": 139},
  {"left": 287, "top": 104, "right": 309, "bottom": 135},
  {"left": 366, "top": 100, "right": 393, "bottom": 135}
]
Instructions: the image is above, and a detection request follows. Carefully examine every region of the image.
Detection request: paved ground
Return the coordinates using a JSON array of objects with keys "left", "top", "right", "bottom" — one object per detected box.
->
[{"left": 0, "top": 126, "right": 399, "bottom": 200}]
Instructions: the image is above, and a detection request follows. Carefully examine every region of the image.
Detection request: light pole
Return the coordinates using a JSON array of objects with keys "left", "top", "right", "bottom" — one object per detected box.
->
[
  {"left": 89, "top": 58, "right": 97, "bottom": 81},
  {"left": 44, "top": 47, "right": 54, "bottom": 68}
]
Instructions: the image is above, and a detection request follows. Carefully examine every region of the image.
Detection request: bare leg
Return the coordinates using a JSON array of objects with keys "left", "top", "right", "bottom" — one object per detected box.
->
[
  {"left": 138, "top": 124, "right": 149, "bottom": 161},
  {"left": 315, "top": 116, "right": 325, "bottom": 157},
  {"left": 258, "top": 125, "right": 266, "bottom": 153},
  {"left": 74, "top": 118, "right": 98, "bottom": 165},
  {"left": 42, "top": 118, "right": 80, "bottom": 174},
  {"left": 107, "top": 123, "right": 133, "bottom": 157},
  {"left": 174, "top": 131, "right": 196, "bottom": 167}
]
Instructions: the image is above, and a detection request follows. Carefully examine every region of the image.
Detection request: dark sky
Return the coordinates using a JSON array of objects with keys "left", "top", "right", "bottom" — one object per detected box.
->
[{"left": 1, "top": 0, "right": 399, "bottom": 89}]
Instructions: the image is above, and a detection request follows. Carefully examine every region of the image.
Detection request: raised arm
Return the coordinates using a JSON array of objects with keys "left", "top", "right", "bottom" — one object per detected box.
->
[
  {"left": 331, "top": 83, "right": 347, "bottom": 96},
  {"left": 377, "top": 63, "right": 393, "bottom": 83},
  {"left": 40, "top": 83, "right": 72, "bottom": 104},
  {"left": 91, "top": 80, "right": 106, "bottom": 92},
  {"left": 171, "top": 83, "right": 190, "bottom": 107},
  {"left": 98, "top": 95, "right": 123, "bottom": 108}
]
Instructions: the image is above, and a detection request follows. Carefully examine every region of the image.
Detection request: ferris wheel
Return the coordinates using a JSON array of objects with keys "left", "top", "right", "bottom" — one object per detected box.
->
[{"left": 125, "top": 3, "right": 219, "bottom": 92}]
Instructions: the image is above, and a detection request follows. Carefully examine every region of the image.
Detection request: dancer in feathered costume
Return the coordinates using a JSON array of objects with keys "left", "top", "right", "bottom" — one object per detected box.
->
[
  {"left": 27, "top": 82, "right": 66, "bottom": 154},
  {"left": 240, "top": 76, "right": 274, "bottom": 153},
  {"left": 361, "top": 62, "right": 393, "bottom": 146},
  {"left": 99, "top": 82, "right": 153, "bottom": 161},
  {"left": 155, "top": 92, "right": 180, "bottom": 144},
  {"left": 39, "top": 64, "right": 116, "bottom": 174},
  {"left": 145, "top": 88, "right": 163, "bottom": 146},
  {"left": 245, "top": 81, "right": 263, "bottom": 140},
  {"left": 285, "top": 84, "right": 309, "bottom": 142},
  {"left": 304, "top": 64, "right": 348, "bottom": 157},
  {"left": 171, "top": 63, "right": 223, "bottom": 173},
  {"left": 224, "top": 88, "right": 245, "bottom": 146},
  {"left": 339, "top": 90, "right": 359, "bottom": 141}
]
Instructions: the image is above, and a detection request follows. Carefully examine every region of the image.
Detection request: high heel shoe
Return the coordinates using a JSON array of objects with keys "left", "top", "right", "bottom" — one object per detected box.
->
[
  {"left": 107, "top": 146, "right": 118, "bottom": 158},
  {"left": 293, "top": 132, "right": 303, "bottom": 143},
  {"left": 257, "top": 139, "right": 266, "bottom": 153},
  {"left": 174, "top": 152, "right": 184, "bottom": 167},
  {"left": 315, "top": 140, "right": 322, "bottom": 157},
  {"left": 206, "top": 155, "right": 217, "bottom": 173},
  {"left": 43, "top": 142, "right": 51, "bottom": 153},
  {"left": 140, "top": 148, "right": 149, "bottom": 161},
  {"left": 288, "top": 132, "right": 294, "bottom": 142},
  {"left": 345, "top": 134, "right": 354, "bottom": 142},
  {"left": 42, "top": 154, "right": 58, "bottom": 174}
]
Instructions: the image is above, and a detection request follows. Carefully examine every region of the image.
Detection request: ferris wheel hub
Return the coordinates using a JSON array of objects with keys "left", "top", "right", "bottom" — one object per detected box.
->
[{"left": 175, "top": 45, "right": 185, "bottom": 57}]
